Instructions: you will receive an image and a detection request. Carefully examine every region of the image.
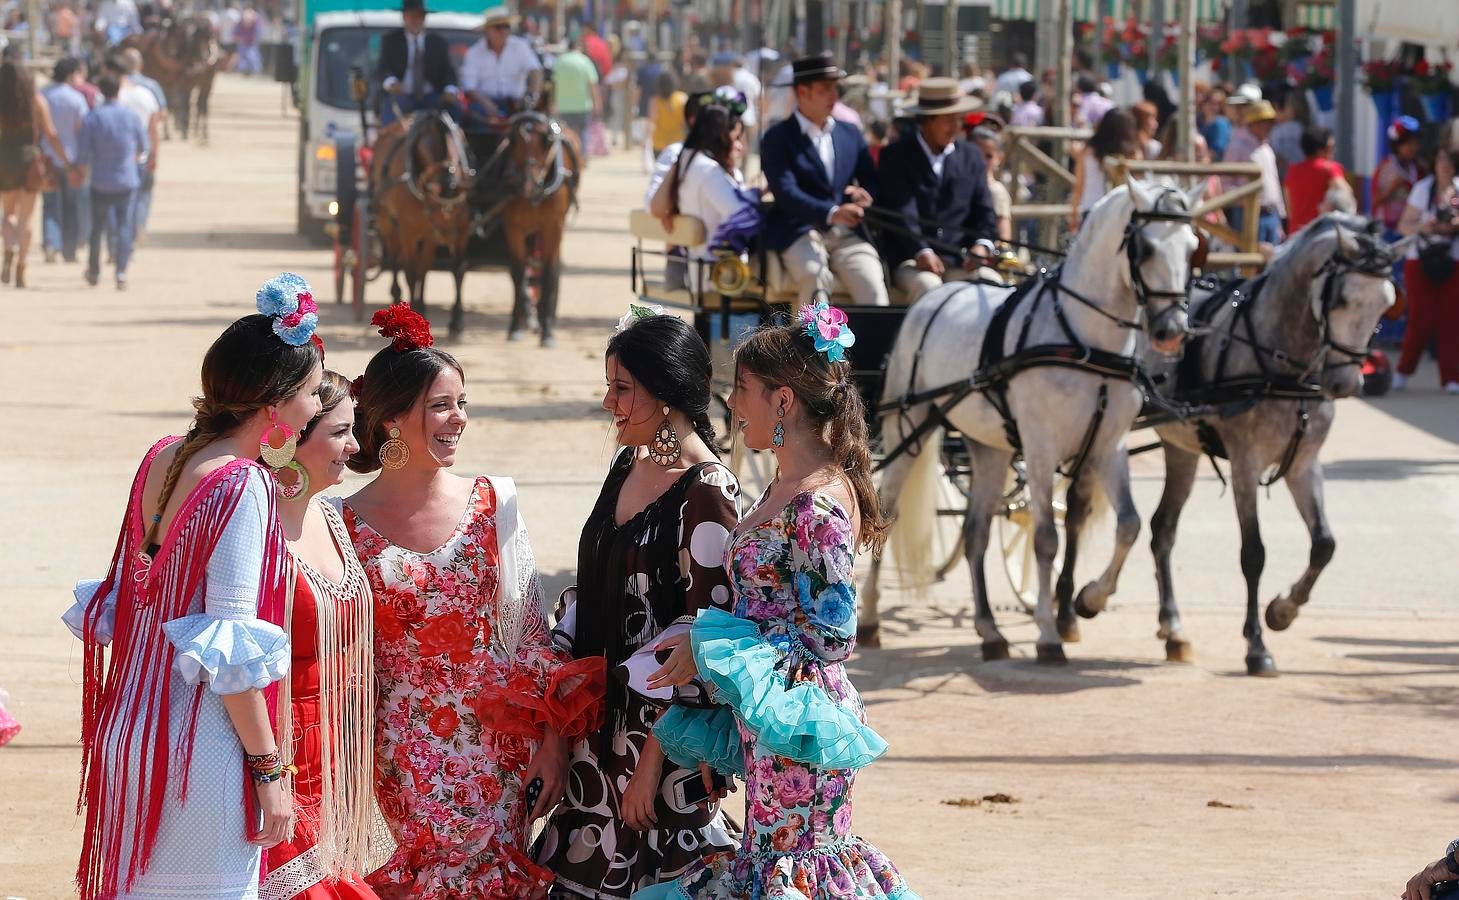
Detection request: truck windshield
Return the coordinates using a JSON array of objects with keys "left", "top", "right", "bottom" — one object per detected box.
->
[{"left": 315, "top": 26, "right": 477, "bottom": 109}]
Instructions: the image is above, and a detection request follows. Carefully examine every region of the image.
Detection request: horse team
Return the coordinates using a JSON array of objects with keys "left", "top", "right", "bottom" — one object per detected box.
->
[{"left": 120, "top": 16, "right": 224, "bottom": 143}]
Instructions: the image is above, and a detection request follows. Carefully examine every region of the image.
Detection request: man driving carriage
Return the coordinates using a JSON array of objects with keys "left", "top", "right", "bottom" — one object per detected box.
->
[
  {"left": 458, "top": 6, "right": 543, "bottom": 123},
  {"left": 376, "top": 0, "right": 460, "bottom": 126},
  {"left": 876, "top": 78, "right": 1001, "bottom": 302},
  {"left": 761, "top": 52, "right": 888, "bottom": 306}
]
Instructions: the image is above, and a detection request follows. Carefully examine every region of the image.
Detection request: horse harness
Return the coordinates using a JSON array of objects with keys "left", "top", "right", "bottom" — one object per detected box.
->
[
  {"left": 1172, "top": 225, "right": 1395, "bottom": 486},
  {"left": 877, "top": 195, "right": 1195, "bottom": 482}
]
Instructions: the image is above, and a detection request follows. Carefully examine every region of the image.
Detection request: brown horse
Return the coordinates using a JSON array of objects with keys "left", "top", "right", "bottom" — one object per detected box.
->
[
  {"left": 123, "top": 17, "right": 221, "bottom": 143},
  {"left": 490, "top": 112, "right": 580, "bottom": 347},
  {"left": 371, "top": 111, "right": 474, "bottom": 329}
]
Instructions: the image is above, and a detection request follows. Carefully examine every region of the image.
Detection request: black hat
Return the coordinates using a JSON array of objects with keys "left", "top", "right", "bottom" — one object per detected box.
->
[
  {"left": 401, "top": 0, "right": 432, "bottom": 13},
  {"left": 775, "top": 52, "right": 847, "bottom": 87}
]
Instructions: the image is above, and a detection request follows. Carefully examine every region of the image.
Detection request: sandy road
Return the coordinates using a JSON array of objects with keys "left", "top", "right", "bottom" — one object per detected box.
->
[{"left": 1, "top": 75, "right": 1457, "bottom": 899}]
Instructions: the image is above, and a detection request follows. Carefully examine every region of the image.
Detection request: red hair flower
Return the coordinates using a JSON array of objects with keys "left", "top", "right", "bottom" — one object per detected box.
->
[
  {"left": 310, "top": 333, "right": 326, "bottom": 359},
  {"left": 371, "top": 304, "right": 435, "bottom": 352},
  {"left": 349, "top": 374, "right": 365, "bottom": 399}
]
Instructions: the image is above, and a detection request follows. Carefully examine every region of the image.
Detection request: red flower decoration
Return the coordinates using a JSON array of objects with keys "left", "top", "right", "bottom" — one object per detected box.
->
[
  {"left": 349, "top": 374, "right": 365, "bottom": 399},
  {"left": 371, "top": 304, "right": 435, "bottom": 352},
  {"left": 310, "top": 332, "right": 326, "bottom": 359}
]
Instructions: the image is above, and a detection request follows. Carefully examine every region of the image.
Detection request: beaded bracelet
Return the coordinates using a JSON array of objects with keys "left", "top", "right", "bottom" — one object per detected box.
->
[{"left": 250, "top": 764, "right": 297, "bottom": 784}]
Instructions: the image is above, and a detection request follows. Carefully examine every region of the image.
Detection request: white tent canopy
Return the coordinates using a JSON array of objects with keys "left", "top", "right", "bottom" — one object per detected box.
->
[{"left": 1358, "top": 0, "right": 1459, "bottom": 49}]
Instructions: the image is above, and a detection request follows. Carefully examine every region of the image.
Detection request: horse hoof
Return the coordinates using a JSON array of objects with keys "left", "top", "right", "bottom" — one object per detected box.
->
[
  {"left": 1245, "top": 654, "right": 1278, "bottom": 677},
  {"left": 1073, "top": 584, "right": 1107, "bottom": 619},
  {"left": 541, "top": 334, "right": 558, "bottom": 349},
  {"left": 1265, "top": 596, "right": 1298, "bottom": 632},
  {"left": 981, "top": 639, "right": 1010, "bottom": 662},
  {"left": 1035, "top": 643, "right": 1068, "bottom": 665},
  {"left": 507, "top": 329, "right": 527, "bottom": 342},
  {"left": 1165, "top": 639, "right": 1194, "bottom": 663},
  {"left": 856, "top": 623, "right": 881, "bottom": 648},
  {"left": 1057, "top": 617, "right": 1081, "bottom": 643}
]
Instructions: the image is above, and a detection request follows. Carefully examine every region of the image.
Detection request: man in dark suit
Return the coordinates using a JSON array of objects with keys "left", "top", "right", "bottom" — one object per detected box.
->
[
  {"left": 377, "top": 0, "right": 459, "bottom": 125},
  {"left": 761, "top": 53, "right": 887, "bottom": 306},
  {"left": 877, "top": 77, "right": 1000, "bottom": 301}
]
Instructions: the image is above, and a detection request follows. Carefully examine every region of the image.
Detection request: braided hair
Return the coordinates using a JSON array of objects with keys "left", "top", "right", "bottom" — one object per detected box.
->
[
  {"left": 605, "top": 314, "right": 717, "bottom": 454},
  {"left": 145, "top": 314, "right": 323, "bottom": 547}
]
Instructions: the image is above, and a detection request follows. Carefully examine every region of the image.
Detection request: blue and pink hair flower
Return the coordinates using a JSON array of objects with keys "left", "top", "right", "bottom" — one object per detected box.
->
[
  {"left": 256, "top": 272, "right": 320, "bottom": 347},
  {"left": 799, "top": 300, "right": 856, "bottom": 363}
]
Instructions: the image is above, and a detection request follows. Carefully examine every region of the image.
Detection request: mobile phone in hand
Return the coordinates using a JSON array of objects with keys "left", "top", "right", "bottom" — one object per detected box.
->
[
  {"left": 669, "top": 768, "right": 726, "bottom": 809},
  {"left": 1434, "top": 881, "right": 1459, "bottom": 900},
  {"left": 525, "top": 776, "right": 543, "bottom": 815}
]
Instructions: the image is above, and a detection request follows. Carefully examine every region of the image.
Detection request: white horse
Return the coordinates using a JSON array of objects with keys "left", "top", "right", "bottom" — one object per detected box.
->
[
  {"left": 1144, "top": 215, "right": 1404, "bottom": 675},
  {"left": 861, "top": 177, "right": 1203, "bottom": 663}
]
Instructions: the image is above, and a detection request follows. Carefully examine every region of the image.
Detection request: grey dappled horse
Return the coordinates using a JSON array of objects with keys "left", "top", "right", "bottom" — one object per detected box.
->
[
  {"left": 1142, "top": 215, "right": 1404, "bottom": 675},
  {"left": 862, "top": 178, "right": 1202, "bottom": 663}
]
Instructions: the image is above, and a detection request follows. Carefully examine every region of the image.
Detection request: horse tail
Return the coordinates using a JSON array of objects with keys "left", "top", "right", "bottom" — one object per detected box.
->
[{"left": 884, "top": 414, "right": 944, "bottom": 594}]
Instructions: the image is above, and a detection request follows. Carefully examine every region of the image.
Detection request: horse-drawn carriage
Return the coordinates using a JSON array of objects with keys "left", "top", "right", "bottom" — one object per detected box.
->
[
  {"left": 630, "top": 181, "right": 1404, "bottom": 677},
  {"left": 332, "top": 69, "right": 579, "bottom": 343}
]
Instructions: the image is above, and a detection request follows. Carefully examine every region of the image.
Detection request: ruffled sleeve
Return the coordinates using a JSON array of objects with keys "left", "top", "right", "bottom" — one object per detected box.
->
[
  {"left": 64, "top": 579, "right": 117, "bottom": 645},
  {"left": 656, "top": 606, "right": 887, "bottom": 771},
  {"left": 759, "top": 492, "right": 859, "bottom": 665},
  {"left": 469, "top": 496, "right": 604, "bottom": 742},
  {"left": 161, "top": 467, "right": 290, "bottom": 695}
]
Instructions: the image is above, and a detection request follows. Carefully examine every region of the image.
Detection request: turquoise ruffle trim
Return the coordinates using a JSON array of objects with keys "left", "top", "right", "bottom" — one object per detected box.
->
[
  {"left": 161, "top": 613, "right": 290, "bottom": 695},
  {"left": 690, "top": 608, "right": 887, "bottom": 771},
  {"left": 653, "top": 705, "right": 746, "bottom": 777}
]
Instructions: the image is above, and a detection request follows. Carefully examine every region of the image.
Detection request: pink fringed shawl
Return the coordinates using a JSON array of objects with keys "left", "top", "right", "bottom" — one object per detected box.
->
[{"left": 75, "top": 437, "right": 289, "bottom": 900}]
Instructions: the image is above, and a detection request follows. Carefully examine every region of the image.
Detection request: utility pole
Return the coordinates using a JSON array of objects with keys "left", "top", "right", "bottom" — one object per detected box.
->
[
  {"left": 1149, "top": 0, "right": 1165, "bottom": 74},
  {"left": 1055, "top": 0, "right": 1072, "bottom": 126},
  {"left": 887, "top": 0, "right": 901, "bottom": 87},
  {"left": 1179, "top": 0, "right": 1195, "bottom": 160},
  {"left": 1229, "top": 0, "right": 1248, "bottom": 82},
  {"left": 1335, "top": 0, "right": 1356, "bottom": 168},
  {"left": 943, "top": 0, "right": 957, "bottom": 78}
]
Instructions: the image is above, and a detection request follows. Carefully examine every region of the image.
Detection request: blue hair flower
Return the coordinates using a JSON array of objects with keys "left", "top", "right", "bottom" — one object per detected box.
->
[
  {"left": 798, "top": 300, "right": 856, "bottom": 363},
  {"left": 273, "top": 312, "right": 320, "bottom": 347},
  {"left": 256, "top": 272, "right": 310, "bottom": 318}
]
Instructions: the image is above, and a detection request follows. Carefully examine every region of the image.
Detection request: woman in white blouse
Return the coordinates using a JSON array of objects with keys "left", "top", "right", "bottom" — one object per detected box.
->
[{"left": 649, "top": 104, "right": 756, "bottom": 293}]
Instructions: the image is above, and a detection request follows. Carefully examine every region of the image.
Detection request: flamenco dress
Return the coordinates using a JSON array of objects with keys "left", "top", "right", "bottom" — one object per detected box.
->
[
  {"left": 262, "top": 500, "right": 380, "bottom": 900},
  {"left": 535, "top": 449, "right": 742, "bottom": 898},
  {"left": 641, "top": 491, "right": 919, "bottom": 900},
  {"left": 65, "top": 438, "right": 292, "bottom": 900},
  {"left": 340, "top": 476, "right": 603, "bottom": 898}
]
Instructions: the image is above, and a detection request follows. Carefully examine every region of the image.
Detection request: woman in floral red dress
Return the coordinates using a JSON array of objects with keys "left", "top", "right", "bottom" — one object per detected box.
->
[{"left": 339, "top": 308, "right": 603, "bottom": 899}]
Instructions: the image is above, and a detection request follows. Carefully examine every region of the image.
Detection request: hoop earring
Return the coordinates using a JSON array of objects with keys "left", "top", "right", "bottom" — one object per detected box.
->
[
  {"left": 259, "top": 413, "right": 297, "bottom": 468},
  {"left": 275, "top": 462, "right": 310, "bottom": 501},
  {"left": 649, "top": 405, "right": 682, "bottom": 467},
  {"left": 379, "top": 425, "right": 411, "bottom": 470},
  {"left": 772, "top": 409, "right": 785, "bottom": 448}
]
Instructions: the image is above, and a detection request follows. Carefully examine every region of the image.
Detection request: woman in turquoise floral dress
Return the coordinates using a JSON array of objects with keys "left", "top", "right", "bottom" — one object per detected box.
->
[{"left": 637, "top": 304, "right": 920, "bottom": 900}]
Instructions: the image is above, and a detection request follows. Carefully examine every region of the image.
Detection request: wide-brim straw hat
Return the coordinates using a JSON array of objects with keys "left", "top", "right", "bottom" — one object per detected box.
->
[
  {"left": 911, "top": 77, "right": 982, "bottom": 117},
  {"left": 481, "top": 6, "right": 519, "bottom": 29},
  {"left": 1245, "top": 99, "right": 1277, "bottom": 123}
]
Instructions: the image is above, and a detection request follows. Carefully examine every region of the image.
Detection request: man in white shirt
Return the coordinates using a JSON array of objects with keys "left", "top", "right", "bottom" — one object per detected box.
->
[
  {"left": 459, "top": 6, "right": 542, "bottom": 119},
  {"left": 1244, "top": 100, "right": 1286, "bottom": 245},
  {"left": 994, "top": 53, "right": 1033, "bottom": 99}
]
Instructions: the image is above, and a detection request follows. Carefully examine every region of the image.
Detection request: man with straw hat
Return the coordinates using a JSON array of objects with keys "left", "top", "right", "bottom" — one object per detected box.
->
[
  {"left": 876, "top": 77, "right": 1000, "bottom": 302},
  {"left": 761, "top": 52, "right": 887, "bottom": 306},
  {"left": 377, "top": 0, "right": 460, "bottom": 125},
  {"left": 459, "top": 5, "right": 543, "bottom": 120},
  {"left": 1243, "top": 99, "right": 1287, "bottom": 244}
]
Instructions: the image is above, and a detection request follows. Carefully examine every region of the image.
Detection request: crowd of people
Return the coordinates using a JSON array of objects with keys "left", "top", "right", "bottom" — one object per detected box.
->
[
  {"left": 0, "top": 46, "right": 158, "bottom": 290},
  {"left": 65, "top": 274, "right": 918, "bottom": 900}
]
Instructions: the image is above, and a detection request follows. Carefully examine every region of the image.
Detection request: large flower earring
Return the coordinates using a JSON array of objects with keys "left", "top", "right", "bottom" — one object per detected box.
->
[
  {"left": 772, "top": 407, "right": 785, "bottom": 448},
  {"left": 379, "top": 425, "right": 411, "bottom": 470},
  {"left": 649, "top": 405, "right": 682, "bottom": 467},
  {"left": 260, "top": 413, "right": 309, "bottom": 501}
]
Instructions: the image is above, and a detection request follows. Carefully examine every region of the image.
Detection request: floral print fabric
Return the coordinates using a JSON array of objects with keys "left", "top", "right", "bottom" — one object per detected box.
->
[
  {"left": 646, "top": 492, "right": 916, "bottom": 900},
  {"left": 342, "top": 477, "right": 582, "bottom": 899}
]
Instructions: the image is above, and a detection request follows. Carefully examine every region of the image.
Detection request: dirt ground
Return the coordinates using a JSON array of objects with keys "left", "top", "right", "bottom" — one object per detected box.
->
[{"left": 2, "top": 76, "right": 1457, "bottom": 900}]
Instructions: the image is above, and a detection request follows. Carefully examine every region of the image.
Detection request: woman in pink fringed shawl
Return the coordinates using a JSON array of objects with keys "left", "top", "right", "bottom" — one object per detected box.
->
[{"left": 65, "top": 274, "right": 326, "bottom": 900}]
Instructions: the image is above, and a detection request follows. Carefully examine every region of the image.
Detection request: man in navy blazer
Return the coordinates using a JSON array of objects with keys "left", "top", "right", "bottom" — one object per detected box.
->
[
  {"left": 761, "top": 53, "right": 888, "bottom": 306},
  {"left": 876, "top": 78, "right": 1001, "bottom": 301}
]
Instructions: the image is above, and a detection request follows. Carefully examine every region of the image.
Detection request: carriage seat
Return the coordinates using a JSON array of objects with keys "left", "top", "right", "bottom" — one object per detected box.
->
[{"left": 629, "top": 210, "right": 706, "bottom": 310}]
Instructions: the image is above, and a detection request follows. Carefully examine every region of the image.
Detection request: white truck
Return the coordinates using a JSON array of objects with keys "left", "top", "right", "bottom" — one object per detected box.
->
[{"left": 291, "top": 6, "right": 481, "bottom": 241}]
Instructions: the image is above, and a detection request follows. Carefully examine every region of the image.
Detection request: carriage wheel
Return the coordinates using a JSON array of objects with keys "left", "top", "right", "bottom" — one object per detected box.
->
[
  {"left": 333, "top": 229, "right": 347, "bottom": 305},
  {"left": 995, "top": 463, "right": 1068, "bottom": 615},
  {"left": 933, "top": 439, "right": 973, "bottom": 581}
]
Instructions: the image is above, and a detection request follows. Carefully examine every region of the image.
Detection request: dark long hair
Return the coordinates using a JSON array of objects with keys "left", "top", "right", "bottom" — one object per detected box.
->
[
  {"left": 1089, "top": 107, "right": 1139, "bottom": 161},
  {"left": 347, "top": 345, "right": 463, "bottom": 473},
  {"left": 666, "top": 104, "right": 738, "bottom": 216},
  {"left": 0, "top": 60, "right": 35, "bottom": 133},
  {"left": 146, "top": 316, "right": 323, "bottom": 547},
  {"left": 604, "top": 314, "right": 717, "bottom": 454},
  {"left": 735, "top": 323, "right": 888, "bottom": 552}
]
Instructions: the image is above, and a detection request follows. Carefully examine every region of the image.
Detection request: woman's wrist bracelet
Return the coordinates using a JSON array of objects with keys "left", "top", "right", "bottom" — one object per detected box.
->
[
  {"left": 249, "top": 763, "right": 296, "bottom": 784},
  {"left": 245, "top": 750, "right": 282, "bottom": 771}
]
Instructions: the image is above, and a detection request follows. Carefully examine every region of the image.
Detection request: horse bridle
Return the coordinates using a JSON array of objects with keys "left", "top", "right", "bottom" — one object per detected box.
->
[
  {"left": 1309, "top": 233, "right": 1395, "bottom": 373},
  {"left": 1052, "top": 189, "right": 1196, "bottom": 334},
  {"left": 506, "top": 111, "right": 569, "bottom": 204}
]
